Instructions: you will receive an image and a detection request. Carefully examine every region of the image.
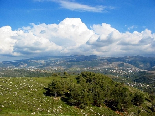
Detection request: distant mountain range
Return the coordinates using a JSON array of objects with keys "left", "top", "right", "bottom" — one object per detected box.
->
[{"left": 0, "top": 55, "right": 155, "bottom": 71}]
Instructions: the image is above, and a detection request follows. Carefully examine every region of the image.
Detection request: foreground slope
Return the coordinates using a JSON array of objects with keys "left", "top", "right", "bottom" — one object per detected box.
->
[{"left": 0, "top": 72, "right": 154, "bottom": 116}]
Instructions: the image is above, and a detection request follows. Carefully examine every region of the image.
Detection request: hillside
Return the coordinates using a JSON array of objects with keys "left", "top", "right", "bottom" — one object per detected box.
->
[
  {"left": 1, "top": 55, "right": 155, "bottom": 95},
  {"left": 0, "top": 72, "right": 155, "bottom": 116}
]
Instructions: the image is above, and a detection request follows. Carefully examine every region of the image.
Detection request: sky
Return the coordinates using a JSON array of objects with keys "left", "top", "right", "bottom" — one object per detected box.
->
[{"left": 0, "top": 0, "right": 155, "bottom": 61}]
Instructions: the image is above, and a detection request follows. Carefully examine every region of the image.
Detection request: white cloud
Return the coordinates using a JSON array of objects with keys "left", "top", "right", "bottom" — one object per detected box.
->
[
  {"left": 0, "top": 18, "right": 94, "bottom": 57},
  {"left": 0, "top": 26, "right": 17, "bottom": 55},
  {"left": 0, "top": 18, "right": 155, "bottom": 58},
  {"left": 87, "top": 23, "right": 121, "bottom": 47},
  {"left": 13, "top": 31, "right": 62, "bottom": 56},
  {"left": 58, "top": 0, "right": 105, "bottom": 12},
  {"left": 87, "top": 24, "right": 155, "bottom": 56},
  {"left": 26, "top": 18, "right": 94, "bottom": 48},
  {"left": 127, "top": 25, "right": 137, "bottom": 30},
  {"left": 35, "top": 0, "right": 113, "bottom": 12}
]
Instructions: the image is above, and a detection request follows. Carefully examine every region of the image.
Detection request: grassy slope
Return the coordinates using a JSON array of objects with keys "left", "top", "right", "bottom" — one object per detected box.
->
[{"left": 0, "top": 76, "right": 119, "bottom": 116}]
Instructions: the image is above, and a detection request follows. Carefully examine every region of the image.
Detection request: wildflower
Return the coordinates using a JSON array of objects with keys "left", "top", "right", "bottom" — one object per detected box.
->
[{"left": 31, "top": 112, "right": 36, "bottom": 115}]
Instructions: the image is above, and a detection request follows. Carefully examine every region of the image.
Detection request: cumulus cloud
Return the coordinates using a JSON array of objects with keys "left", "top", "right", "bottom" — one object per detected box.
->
[
  {"left": 0, "top": 18, "right": 155, "bottom": 59},
  {"left": 0, "top": 26, "right": 17, "bottom": 55},
  {"left": 88, "top": 24, "right": 155, "bottom": 56},
  {"left": 0, "top": 18, "right": 94, "bottom": 57}
]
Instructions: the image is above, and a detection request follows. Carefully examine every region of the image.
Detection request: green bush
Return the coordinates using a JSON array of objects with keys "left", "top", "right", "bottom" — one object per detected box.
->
[
  {"left": 45, "top": 72, "right": 143, "bottom": 111},
  {"left": 132, "top": 92, "right": 145, "bottom": 106}
]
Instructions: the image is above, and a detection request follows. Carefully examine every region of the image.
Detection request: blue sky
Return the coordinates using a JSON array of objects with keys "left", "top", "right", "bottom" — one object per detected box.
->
[{"left": 0, "top": 0, "right": 155, "bottom": 61}]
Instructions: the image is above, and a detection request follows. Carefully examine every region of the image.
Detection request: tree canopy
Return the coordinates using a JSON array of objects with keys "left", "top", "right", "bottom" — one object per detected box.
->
[{"left": 45, "top": 72, "right": 145, "bottom": 111}]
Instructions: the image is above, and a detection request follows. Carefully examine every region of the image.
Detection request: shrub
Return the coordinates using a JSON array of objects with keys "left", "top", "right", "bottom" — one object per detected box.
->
[{"left": 132, "top": 92, "right": 145, "bottom": 106}]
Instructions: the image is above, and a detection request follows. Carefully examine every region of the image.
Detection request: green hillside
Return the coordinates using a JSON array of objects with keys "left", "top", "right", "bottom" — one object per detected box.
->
[{"left": 0, "top": 72, "right": 155, "bottom": 116}]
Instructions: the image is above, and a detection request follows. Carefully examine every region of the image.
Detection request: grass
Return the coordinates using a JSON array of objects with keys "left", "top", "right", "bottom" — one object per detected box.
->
[{"left": 0, "top": 76, "right": 119, "bottom": 116}]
